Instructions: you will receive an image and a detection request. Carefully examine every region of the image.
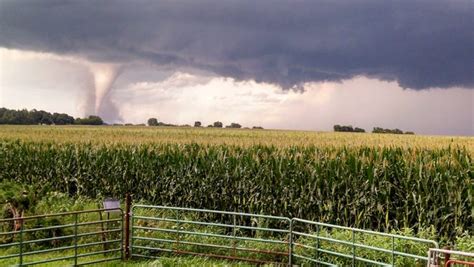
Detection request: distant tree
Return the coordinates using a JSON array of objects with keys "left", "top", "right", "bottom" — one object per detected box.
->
[
  {"left": 372, "top": 127, "right": 407, "bottom": 134},
  {"left": 147, "top": 118, "right": 159, "bottom": 126},
  {"left": 0, "top": 108, "right": 6, "bottom": 120},
  {"left": 334, "top": 124, "right": 364, "bottom": 132},
  {"left": 373, "top": 127, "right": 385, "bottom": 133},
  {"left": 52, "top": 113, "right": 74, "bottom": 125},
  {"left": 393, "top": 128, "right": 403, "bottom": 134},
  {"left": 86, "top": 115, "right": 103, "bottom": 125},
  {"left": 29, "top": 109, "right": 42, "bottom": 124},
  {"left": 194, "top": 121, "right": 202, "bottom": 127},
  {"left": 226, "top": 123, "right": 242, "bottom": 128},
  {"left": 75, "top": 115, "right": 104, "bottom": 125},
  {"left": 405, "top": 131, "right": 415, "bottom": 135},
  {"left": 252, "top": 126, "right": 264, "bottom": 129},
  {"left": 38, "top": 110, "right": 53, "bottom": 125},
  {"left": 207, "top": 125, "right": 213, "bottom": 128},
  {"left": 8, "top": 110, "right": 23, "bottom": 124},
  {"left": 156, "top": 122, "right": 175, "bottom": 127},
  {"left": 213, "top": 121, "right": 223, "bottom": 128},
  {"left": 0, "top": 107, "right": 77, "bottom": 125}
]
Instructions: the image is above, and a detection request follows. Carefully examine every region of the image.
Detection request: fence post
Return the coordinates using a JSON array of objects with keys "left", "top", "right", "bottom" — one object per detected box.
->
[
  {"left": 124, "top": 193, "right": 132, "bottom": 260},
  {"left": 175, "top": 209, "right": 181, "bottom": 252},
  {"left": 351, "top": 229, "right": 355, "bottom": 266},
  {"left": 74, "top": 213, "right": 78, "bottom": 266},
  {"left": 232, "top": 214, "right": 237, "bottom": 257},
  {"left": 19, "top": 218, "right": 24, "bottom": 266},
  {"left": 443, "top": 246, "right": 451, "bottom": 267},
  {"left": 288, "top": 219, "right": 293, "bottom": 266},
  {"left": 315, "top": 224, "right": 320, "bottom": 264}
]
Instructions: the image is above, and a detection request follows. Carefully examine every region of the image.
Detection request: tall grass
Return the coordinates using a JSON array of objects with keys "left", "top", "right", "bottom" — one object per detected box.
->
[{"left": 0, "top": 138, "right": 471, "bottom": 241}]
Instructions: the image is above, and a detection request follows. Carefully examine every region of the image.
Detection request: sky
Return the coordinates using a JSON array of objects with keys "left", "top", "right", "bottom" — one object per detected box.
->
[{"left": 0, "top": 0, "right": 473, "bottom": 135}]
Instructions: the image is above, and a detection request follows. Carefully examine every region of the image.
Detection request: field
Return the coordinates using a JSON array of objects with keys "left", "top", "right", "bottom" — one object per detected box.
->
[
  {"left": 0, "top": 125, "right": 472, "bottom": 246},
  {"left": 2, "top": 125, "right": 473, "bottom": 149}
]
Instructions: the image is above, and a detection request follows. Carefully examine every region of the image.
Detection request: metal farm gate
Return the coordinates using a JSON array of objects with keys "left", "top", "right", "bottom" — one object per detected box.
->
[
  {"left": 129, "top": 204, "right": 440, "bottom": 266},
  {"left": 2, "top": 201, "right": 473, "bottom": 266},
  {"left": 0, "top": 208, "right": 123, "bottom": 266}
]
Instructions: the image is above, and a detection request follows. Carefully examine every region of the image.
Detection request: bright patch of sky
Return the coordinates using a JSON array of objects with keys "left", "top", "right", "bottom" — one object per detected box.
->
[{"left": 1, "top": 48, "right": 472, "bottom": 135}]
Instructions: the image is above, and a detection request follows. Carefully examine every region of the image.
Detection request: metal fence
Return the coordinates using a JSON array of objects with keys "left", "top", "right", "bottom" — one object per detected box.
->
[
  {"left": 130, "top": 204, "right": 440, "bottom": 266},
  {"left": 291, "top": 218, "right": 438, "bottom": 266},
  {"left": 131, "top": 204, "right": 291, "bottom": 265},
  {"left": 0, "top": 204, "right": 450, "bottom": 266},
  {"left": 0, "top": 208, "right": 123, "bottom": 266}
]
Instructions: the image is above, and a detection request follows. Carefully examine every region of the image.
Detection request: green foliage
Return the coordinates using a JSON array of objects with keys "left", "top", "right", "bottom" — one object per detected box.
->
[
  {"left": 454, "top": 232, "right": 474, "bottom": 252},
  {"left": 373, "top": 127, "right": 411, "bottom": 134},
  {"left": 0, "top": 181, "right": 38, "bottom": 219},
  {"left": 27, "top": 217, "right": 71, "bottom": 248},
  {"left": 0, "top": 140, "right": 471, "bottom": 241},
  {"left": 147, "top": 118, "right": 185, "bottom": 127},
  {"left": 0, "top": 108, "right": 74, "bottom": 125},
  {"left": 148, "top": 118, "right": 159, "bottom": 126},
  {"left": 74, "top": 115, "right": 104, "bottom": 125},
  {"left": 0, "top": 191, "right": 470, "bottom": 265},
  {"left": 213, "top": 121, "right": 223, "bottom": 128},
  {"left": 294, "top": 227, "right": 438, "bottom": 266},
  {"left": 333, "top": 125, "right": 365, "bottom": 133},
  {"left": 0, "top": 181, "right": 31, "bottom": 211},
  {"left": 226, "top": 123, "right": 242, "bottom": 129}
]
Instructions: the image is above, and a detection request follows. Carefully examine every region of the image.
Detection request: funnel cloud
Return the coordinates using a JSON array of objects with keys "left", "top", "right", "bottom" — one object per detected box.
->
[{"left": 89, "top": 63, "right": 121, "bottom": 115}]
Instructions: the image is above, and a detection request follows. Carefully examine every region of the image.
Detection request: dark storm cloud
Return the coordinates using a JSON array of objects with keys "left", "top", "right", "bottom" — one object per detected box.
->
[{"left": 0, "top": 0, "right": 473, "bottom": 89}]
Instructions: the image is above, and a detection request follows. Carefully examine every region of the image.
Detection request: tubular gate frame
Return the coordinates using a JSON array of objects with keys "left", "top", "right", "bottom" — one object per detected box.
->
[
  {"left": 130, "top": 204, "right": 440, "bottom": 266},
  {"left": 291, "top": 218, "right": 439, "bottom": 266},
  {"left": 130, "top": 204, "right": 292, "bottom": 265},
  {"left": 0, "top": 205, "right": 449, "bottom": 266},
  {"left": 0, "top": 208, "right": 123, "bottom": 266}
]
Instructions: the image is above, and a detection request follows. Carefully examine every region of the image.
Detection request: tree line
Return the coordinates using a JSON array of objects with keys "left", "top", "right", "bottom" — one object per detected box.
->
[
  {"left": 0, "top": 108, "right": 413, "bottom": 134},
  {"left": 0, "top": 107, "right": 103, "bottom": 125},
  {"left": 148, "top": 118, "right": 264, "bottom": 129},
  {"left": 372, "top": 127, "right": 414, "bottom": 135},
  {"left": 334, "top": 124, "right": 414, "bottom": 134},
  {"left": 333, "top": 125, "right": 366, "bottom": 133}
]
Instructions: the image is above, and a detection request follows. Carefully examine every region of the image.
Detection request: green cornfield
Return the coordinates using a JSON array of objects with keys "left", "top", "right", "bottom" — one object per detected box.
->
[{"left": 0, "top": 126, "right": 472, "bottom": 241}]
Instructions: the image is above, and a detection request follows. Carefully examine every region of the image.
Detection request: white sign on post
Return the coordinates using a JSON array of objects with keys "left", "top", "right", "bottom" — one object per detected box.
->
[{"left": 103, "top": 198, "right": 121, "bottom": 212}]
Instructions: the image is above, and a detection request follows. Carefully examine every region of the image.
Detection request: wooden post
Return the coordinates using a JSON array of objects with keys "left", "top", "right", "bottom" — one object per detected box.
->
[
  {"left": 443, "top": 246, "right": 451, "bottom": 267},
  {"left": 124, "top": 193, "right": 132, "bottom": 260}
]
